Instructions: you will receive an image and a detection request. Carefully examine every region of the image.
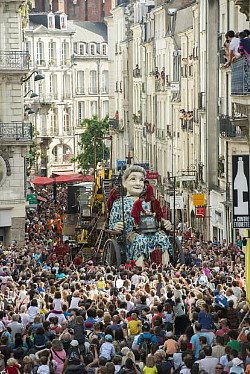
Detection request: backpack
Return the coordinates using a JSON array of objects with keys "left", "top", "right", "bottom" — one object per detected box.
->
[
  {"left": 139, "top": 334, "right": 153, "bottom": 355},
  {"left": 173, "top": 364, "right": 184, "bottom": 374}
]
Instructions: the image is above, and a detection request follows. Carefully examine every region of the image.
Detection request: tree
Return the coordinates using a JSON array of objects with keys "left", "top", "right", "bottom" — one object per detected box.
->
[{"left": 74, "top": 116, "right": 110, "bottom": 171}]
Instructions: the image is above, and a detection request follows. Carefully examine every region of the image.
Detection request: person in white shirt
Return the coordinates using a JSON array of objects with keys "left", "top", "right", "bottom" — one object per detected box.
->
[
  {"left": 20, "top": 306, "right": 30, "bottom": 328},
  {"left": 28, "top": 299, "right": 40, "bottom": 323},
  {"left": 226, "top": 288, "right": 238, "bottom": 308},
  {"left": 224, "top": 30, "right": 240, "bottom": 66},
  {"left": 199, "top": 346, "right": 219, "bottom": 374},
  {"left": 37, "top": 357, "right": 50, "bottom": 374}
]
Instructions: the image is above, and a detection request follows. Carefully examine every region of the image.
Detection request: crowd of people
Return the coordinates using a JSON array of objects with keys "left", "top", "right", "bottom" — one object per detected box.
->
[
  {"left": 0, "top": 182, "right": 248, "bottom": 374},
  {"left": 223, "top": 29, "right": 250, "bottom": 67}
]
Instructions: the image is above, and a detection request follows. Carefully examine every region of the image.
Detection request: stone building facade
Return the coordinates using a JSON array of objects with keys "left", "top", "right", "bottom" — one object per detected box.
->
[
  {"left": 24, "top": 14, "right": 109, "bottom": 176},
  {"left": 107, "top": 0, "right": 249, "bottom": 241},
  {"left": 0, "top": 0, "right": 32, "bottom": 244}
]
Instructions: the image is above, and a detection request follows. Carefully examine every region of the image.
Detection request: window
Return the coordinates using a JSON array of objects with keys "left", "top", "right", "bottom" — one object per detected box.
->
[
  {"left": 49, "top": 74, "right": 58, "bottom": 99},
  {"left": 102, "top": 101, "right": 109, "bottom": 117},
  {"left": 50, "top": 109, "right": 58, "bottom": 136},
  {"left": 91, "top": 101, "right": 97, "bottom": 116},
  {"left": 63, "top": 74, "right": 71, "bottom": 99},
  {"left": 73, "top": 42, "right": 78, "bottom": 54},
  {"left": 49, "top": 41, "right": 57, "bottom": 65},
  {"left": 78, "top": 102, "right": 85, "bottom": 124},
  {"left": 37, "top": 41, "right": 45, "bottom": 65},
  {"left": 102, "top": 44, "right": 107, "bottom": 55},
  {"left": 101, "top": 70, "right": 109, "bottom": 93},
  {"left": 61, "top": 41, "right": 69, "bottom": 66},
  {"left": 37, "top": 81, "right": 44, "bottom": 97},
  {"left": 60, "top": 15, "right": 67, "bottom": 29},
  {"left": 79, "top": 43, "right": 85, "bottom": 55},
  {"left": 40, "top": 115, "right": 47, "bottom": 136},
  {"left": 90, "top": 44, "right": 95, "bottom": 55},
  {"left": 63, "top": 108, "right": 71, "bottom": 134},
  {"left": 52, "top": 145, "right": 58, "bottom": 162},
  {"left": 48, "top": 15, "right": 55, "bottom": 29},
  {"left": 173, "top": 53, "right": 181, "bottom": 81},
  {"left": 25, "top": 41, "right": 32, "bottom": 64},
  {"left": 24, "top": 80, "right": 31, "bottom": 96},
  {"left": 77, "top": 71, "right": 84, "bottom": 94},
  {"left": 89, "top": 70, "right": 97, "bottom": 94}
]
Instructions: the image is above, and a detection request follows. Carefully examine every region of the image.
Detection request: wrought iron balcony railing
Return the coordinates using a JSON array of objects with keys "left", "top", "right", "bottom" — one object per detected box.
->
[
  {"left": 0, "top": 122, "right": 32, "bottom": 141},
  {"left": 231, "top": 55, "right": 250, "bottom": 95},
  {"left": 218, "top": 115, "right": 244, "bottom": 138},
  {"left": 0, "top": 51, "right": 30, "bottom": 70}
]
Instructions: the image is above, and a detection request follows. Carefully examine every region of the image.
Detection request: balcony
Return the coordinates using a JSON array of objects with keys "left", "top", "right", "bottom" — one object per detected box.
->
[
  {"left": 109, "top": 119, "right": 119, "bottom": 131},
  {"left": 0, "top": 122, "right": 32, "bottom": 142},
  {"left": 218, "top": 115, "right": 244, "bottom": 138},
  {"left": 0, "top": 51, "right": 30, "bottom": 70},
  {"left": 231, "top": 55, "right": 250, "bottom": 95},
  {"left": 39, "top": 94, "right": 58, "bottom": 104}
]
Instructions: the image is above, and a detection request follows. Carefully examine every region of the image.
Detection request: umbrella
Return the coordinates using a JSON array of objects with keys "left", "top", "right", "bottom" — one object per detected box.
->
[{"left": 32, "top": 176, "right": 54, "bottom": 185}]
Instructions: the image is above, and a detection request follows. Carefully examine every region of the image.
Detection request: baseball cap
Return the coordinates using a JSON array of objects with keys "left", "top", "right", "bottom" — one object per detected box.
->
[{"left": 105, "top": 334, "right": 113, "bottom": 341}]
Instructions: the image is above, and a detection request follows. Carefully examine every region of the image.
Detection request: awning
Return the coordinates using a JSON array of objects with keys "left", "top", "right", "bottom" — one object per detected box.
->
[
  {"left": 55, "top": 174, "right": 94, "bottom": 184},
  {"left": 32, "top": 176, "right": 54, "bottom": 185}
]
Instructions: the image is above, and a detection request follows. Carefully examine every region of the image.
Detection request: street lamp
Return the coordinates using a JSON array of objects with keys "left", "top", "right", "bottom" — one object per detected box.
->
[
  {"left": 24, "top": 89, "right": 39, "bottom": 98},
  {"left": 21, "top": 71, "right": 45, "bottom": 84}
]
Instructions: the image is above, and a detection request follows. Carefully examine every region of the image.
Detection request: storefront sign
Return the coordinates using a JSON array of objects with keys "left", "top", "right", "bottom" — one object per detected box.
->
[
  {"left": 134, "top": 163, "right": 150, "bottom": 170},
  {"left": 195, "top": 206, "right": 206, "bottom": 218},
  {"left": 192, "top": 193, "right": 205, "bottom": 206},
  {"left": 146, "top": 171, "right": 159, "bottom": 180},
  {"left": 170, "top": 195, "right": 185, "bottom": 210},
  {"left": 232, "top": 154, "right": 250, "bottom": 228},
  {"left": 26, "top": 194, "right": 38, "bottom": 205}
]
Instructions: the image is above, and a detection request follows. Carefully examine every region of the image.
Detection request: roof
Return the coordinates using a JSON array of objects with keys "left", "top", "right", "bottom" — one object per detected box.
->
[{"left": 70, "top": 21, "right": 107, "bottom": 41}]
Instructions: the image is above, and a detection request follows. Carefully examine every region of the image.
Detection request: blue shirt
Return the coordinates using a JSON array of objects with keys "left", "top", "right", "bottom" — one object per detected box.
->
[
  {"left": 190, "top": 332, "right": 211, "bottom": 359},
  {"left": 136, "top": 333, "right": 158, "bottom": 346},
  {"left": 198, "top": 311, "right": 213, "bottom": 329}
]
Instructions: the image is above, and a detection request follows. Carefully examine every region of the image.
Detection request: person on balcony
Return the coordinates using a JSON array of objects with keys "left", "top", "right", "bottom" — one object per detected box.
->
[
  {"left": 224, "top": 30, "right": 240, "bottom": 66},
  {"left": 238, "top": 31, "right": 250, "bottom": 56}
]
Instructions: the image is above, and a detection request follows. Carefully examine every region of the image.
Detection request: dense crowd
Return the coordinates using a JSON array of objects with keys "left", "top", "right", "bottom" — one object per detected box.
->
[{"left": 0, "top": 184, "right": 248, "bottom": 374}]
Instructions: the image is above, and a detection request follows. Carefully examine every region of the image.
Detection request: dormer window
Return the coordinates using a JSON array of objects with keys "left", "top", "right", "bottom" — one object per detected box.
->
[
  {"left": 79, "top": 43, "right": 85, "bottom": 55},
  {"left": 102, "top": 44, "right": 107, "bottom": 55},
  {"left": 61, "top": 15, "right": 67, "bottom": 29},
  {"left": 90, "top": 44, "right": 96, "bottom": 55},
  {"left": 48, "top": 15, "right": 55, "bottom": 29}
]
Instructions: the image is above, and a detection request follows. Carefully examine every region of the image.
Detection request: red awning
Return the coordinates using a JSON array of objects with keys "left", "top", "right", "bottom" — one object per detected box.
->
[
  {"left": 54, "top": 174, "right": 94, "bottom": 184},
  {"left": 32, "top": 176, "right": 54, "bottom": 185},
  {"left": 81, "top": 175, "right": 94, "bottom": 182}
]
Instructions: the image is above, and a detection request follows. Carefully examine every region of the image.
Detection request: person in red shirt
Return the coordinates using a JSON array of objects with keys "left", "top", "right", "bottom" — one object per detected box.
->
[
  {"left": 131, "top": 193, "right": 148, "bottom": 226},
  {"left": 150, "top": 195, "right": 162, "bottom": 223},
  {"left": 144, "top": 180, "right": 154, "bottom": 202},
  {"left": 73, "top": 252, "right": 83, "bottom": 266},
  {"left": 107, "top": 185, "right": 120, "bottom": 212}
]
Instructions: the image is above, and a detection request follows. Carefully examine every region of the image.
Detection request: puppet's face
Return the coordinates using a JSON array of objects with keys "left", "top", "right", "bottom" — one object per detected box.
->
[{"left": 123, "top": 172, "right": 144, "bottom": 197}]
